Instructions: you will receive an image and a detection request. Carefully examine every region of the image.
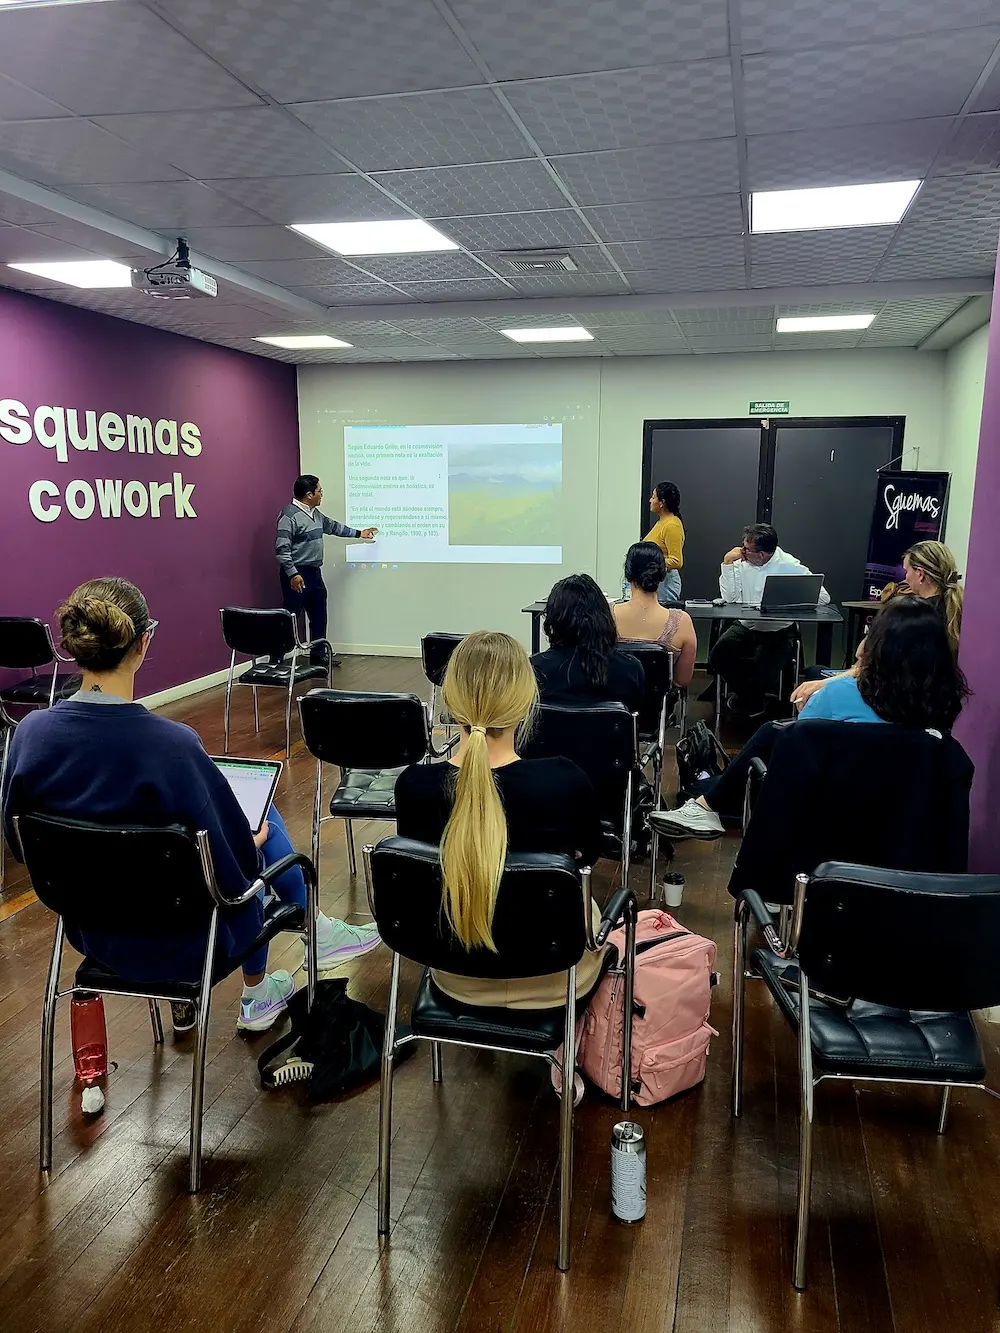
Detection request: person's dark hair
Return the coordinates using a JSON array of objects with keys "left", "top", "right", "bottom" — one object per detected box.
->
[
  {"left": 293, "top": 474, "right": 320, "bottom": 500},
  {"left": 743, "top": 522, "right": 778, "bottom": 555},
  {"left": 543, "top": 573, "right": 617, "bottom": 686},
  {"left": 654, "top": 481, "right": 681, "bottom": 518},
  {"left": 858, "top": 597, "right": 970, "bottom": 731},
  {"left": 58, "top": 577, "right": 150, "bottom": 673},
  {"left": 625, "top": 541, "right": 666, "bottom": 593}
]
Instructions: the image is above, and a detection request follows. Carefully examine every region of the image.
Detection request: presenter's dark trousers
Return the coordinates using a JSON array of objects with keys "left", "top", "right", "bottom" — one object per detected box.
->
[
  {"left": 279, "top": 566, "right": 329, "bottom": 664},
  {"left": 708, "top": 623, "right": 797, "bottom": 710}
]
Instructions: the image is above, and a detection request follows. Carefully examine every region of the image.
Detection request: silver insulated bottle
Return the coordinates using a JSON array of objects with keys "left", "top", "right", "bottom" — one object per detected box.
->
[{"left": 611, "top": 1121, "right": 646, "bottom": 1223}]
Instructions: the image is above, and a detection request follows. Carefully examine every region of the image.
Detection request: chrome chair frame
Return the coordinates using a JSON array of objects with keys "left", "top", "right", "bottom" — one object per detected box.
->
[
  {"left": 364, "top": 843, "right": 637, "bottom": 1272},
  {"left": 0, "top": 619, "right": 79, "bottom": 713},
  {"left": 22, "top": 819, "right": 319, "bottom": 1194}
]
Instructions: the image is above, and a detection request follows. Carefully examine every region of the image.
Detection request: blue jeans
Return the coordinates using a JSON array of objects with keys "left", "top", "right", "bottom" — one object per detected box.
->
[
  {"left": 657, "top": 569, "right": 683, "bottom": 605},
  {"left": 240, "top": 806, "right": 306, "bottom": 975}
]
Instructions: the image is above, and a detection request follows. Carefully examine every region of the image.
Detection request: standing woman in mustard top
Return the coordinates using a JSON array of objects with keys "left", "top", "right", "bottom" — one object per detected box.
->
[{"left": 645, "top": 481, "right": 685, "bottom": 605}]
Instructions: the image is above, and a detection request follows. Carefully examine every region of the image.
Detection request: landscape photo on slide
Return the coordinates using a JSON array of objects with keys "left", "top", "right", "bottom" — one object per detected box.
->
[{"left": 447, "top": 440, "right": 562, "bottom": 546}]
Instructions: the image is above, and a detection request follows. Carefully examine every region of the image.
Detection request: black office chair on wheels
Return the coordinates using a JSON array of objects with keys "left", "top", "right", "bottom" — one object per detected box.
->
[
  {"left": 364, "top": 836, "right": 637, "bottom": 1271},
  {"left": 0, "top": 617, "right": 80, "bottom": 712},
  {"left": 732, "top": 861, "right": 1000, "bottom": 1290},
  {"left": 298, "top": 689, "right": 453, "bottom": 882},
  {"left": 220, "top": 607, "right": 332, "bottom": 759},
  {"left": 14, "top": 812, "right": 318, "bottom": 1193},
  {"left": 419, "top": 632, "right": 464, "bottom": 733}
]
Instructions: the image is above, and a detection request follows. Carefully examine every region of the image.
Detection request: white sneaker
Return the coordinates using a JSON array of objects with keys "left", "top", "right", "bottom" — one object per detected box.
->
[
  {"left": 236, "top": 970, "right": 295, "bottom": 1033},
  {"left": 305, "top": 920, "right": 382, "bottom": 973},
  {"left": 648, "top": 799, "right": 725, "bottom": 841}
]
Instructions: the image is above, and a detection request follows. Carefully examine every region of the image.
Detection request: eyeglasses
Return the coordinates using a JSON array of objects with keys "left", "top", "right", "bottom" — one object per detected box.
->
[{"left": 140, "top": 619, "right": 158, "bottom": 645}]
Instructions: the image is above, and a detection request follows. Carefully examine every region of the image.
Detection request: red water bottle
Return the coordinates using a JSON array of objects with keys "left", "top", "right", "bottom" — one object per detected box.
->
[{"left": 71, "top": 993, "right": 107, "bottom": 1112}]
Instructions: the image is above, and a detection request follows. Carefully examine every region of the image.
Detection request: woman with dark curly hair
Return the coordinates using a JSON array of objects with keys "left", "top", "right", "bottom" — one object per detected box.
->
[{"left": 532, "top": 573, "right": 644, "bottom": 712}]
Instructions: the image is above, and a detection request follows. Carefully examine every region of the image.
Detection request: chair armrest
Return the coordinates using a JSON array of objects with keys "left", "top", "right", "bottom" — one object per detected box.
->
[
  {"left": 742, "top": 756, "right": 768, "bottom": 835},
  {"left": 595, "top": 885, "right": 637, "bottom": 947},
  {"left": 300, "top": 637, "right": 334, "bottom": 659},
  {"left": 211, "top": 852, "right": 318, "bottom": 909},
  {"left": 427, "top": 732, "right": 460, "bottom": 760},
  {"left": 736, "top": 888, "right": 789, "bottom": 957}
]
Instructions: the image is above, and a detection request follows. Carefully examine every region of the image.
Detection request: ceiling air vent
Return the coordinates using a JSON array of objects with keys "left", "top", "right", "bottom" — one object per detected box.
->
[{"left": 498, "top": 249, "right": 579, "bottom": 273}]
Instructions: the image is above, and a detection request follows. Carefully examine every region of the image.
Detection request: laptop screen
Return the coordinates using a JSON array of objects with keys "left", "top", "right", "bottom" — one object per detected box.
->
[{"left": 211, "top": 758, "right": 282, "bottom": 834}]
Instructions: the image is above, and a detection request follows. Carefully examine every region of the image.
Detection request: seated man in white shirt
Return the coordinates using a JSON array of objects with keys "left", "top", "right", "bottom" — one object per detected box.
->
[{"left": 709, "top": 523, "right": 829, "bottom": 717}]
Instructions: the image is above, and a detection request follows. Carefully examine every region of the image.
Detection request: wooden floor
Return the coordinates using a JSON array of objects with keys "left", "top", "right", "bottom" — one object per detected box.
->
[{"left": 2, "top": 656, "right": 1000, "bottom": 1333}]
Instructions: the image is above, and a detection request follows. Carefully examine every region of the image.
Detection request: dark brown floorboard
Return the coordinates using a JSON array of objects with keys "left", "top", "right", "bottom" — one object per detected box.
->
[{"left": 1, "top": 658, "right": 999, "bottom": 1333}]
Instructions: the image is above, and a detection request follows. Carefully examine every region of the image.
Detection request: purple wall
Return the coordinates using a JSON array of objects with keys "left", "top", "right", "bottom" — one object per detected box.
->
[
  {"left": 0, "top": 286, "right": 299, "bottom": 697},
  {"left": 955, "top": 261, "right": 1000, "bottom": 871}
]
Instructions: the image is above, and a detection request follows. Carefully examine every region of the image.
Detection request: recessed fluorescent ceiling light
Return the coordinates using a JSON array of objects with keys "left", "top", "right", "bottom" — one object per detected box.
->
[
  {"left": 255, "top": 334, "right": 353, "bottom": 349},
  {"left": 751, "top": 181, "right": 920, "bottom": 233},
  {"left": 8, "top": 259, "right": 133, "bottom": 288},
  {"left": 289, "top": 220, "right": 458, "bottom": 256},
  {"left": 501, "top": 326, "right": 594, "bottom": 343},
  {"left": 777, "top": 314, "right": 875, "bottom": 333}
]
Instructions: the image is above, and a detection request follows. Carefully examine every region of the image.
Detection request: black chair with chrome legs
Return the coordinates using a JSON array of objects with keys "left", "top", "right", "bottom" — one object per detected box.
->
[
  {"left": 298, "top": 689, "right": 451, "bottom": 881},
  {"left": 420, "top": 632, "right": 464, "bottom": 734},
  {"left": 14, "top": 811, "right": 318, "bottom": 1193},
  {"left": 220, "top": 607, "right": 331, "bottom": 759},
  {"left": 733, "top": 861, "right": 1000, "bottom": 1290},
  {"left": 0, "top": 617, "right": 80, "bottom": 712},
  {"left": 620, "top": 642, "right": 679, "bottom": 896},
  {"left": 363, "top": 836, "right": 637, "bottom": 1271},
  {"left": 0, "top": 699, "right": 16, "bottom": 889}
]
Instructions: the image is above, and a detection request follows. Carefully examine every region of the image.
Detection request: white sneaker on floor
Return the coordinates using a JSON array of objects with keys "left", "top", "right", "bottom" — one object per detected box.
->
[
  {"left": 305, "top": 921, "right": 382, "bottom": 973},
  {"left": 648, "top": 799, "right": 725, "bottom": 841},
  {"left": 236, "top": 970, "right": 295, "bottom": 1033}
]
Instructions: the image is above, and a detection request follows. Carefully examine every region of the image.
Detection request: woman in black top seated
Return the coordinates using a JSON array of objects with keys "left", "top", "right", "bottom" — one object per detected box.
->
[
  {"left": 395, "top": 630, "right": 604, "bottom": 1010},
  {"left": 531, "top": 573, "right": 643, "bottom": 713}
]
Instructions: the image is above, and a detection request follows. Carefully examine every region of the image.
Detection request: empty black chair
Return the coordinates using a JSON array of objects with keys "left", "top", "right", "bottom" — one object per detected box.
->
[
  {"left": 733, "top": 861, "right": 1000, "bottom": 1289},
  {"left": 419, "top": 632, "right": 464, "bottom": 731},
  {"left": 520, "top": 701, "right": 638, "bottom": 888},
  {"left": 14, "top": 811, "right": 318, "bottom": 1193},
  {"left": 364, "top": 835, "right": 637, "bottom": 1271},
  {"left": 299, "top": 689, "right": 447, "bottom": 879},
  {"left": 220, "top": 607, "right": 331, "bottom": 759},
  {"left": 0, "top": 617, "right": 79, "bottom": 709},
  {"left": 618, "top": 640, "right": 677, "bottom": 799}
]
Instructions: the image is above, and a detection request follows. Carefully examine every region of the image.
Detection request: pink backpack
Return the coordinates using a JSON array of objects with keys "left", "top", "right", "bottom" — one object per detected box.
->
[{"left": 578, "top": 910, "right": 719, "bottom": 1106}]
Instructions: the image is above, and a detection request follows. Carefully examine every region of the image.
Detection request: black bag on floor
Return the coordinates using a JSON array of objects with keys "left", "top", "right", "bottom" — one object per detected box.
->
[
  {"left": 675, "top": 721, "right": 729, "bottom": 801},
  {"left": 257, "top": 977, "right": 394, "bottom": 1102}
]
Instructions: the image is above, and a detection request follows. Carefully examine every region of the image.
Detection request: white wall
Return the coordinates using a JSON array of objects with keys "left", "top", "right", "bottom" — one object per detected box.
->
[
  {"left": 935, "top": 325, "right": 989, "bottom": 572},
  {"left": 298, "top": 348, "right": 953, "bottom": 654}
]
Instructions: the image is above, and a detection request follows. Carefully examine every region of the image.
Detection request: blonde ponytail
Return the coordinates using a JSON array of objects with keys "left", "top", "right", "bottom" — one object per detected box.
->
[
  {"left": 439, "top": 632, "right": 538, "bottom": 951},
  {"left": 904, "top": 540, "right": 963, "bottom": 654}
]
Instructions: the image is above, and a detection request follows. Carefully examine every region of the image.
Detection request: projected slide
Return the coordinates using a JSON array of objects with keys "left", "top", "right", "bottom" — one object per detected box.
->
[{"left": 344, "top": 423, "right": 562, "bottom": 564}]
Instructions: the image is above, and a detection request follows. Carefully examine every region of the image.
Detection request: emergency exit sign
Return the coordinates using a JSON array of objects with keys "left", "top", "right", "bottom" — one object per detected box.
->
[{"left": 750, "top": 400, "right": 790, "bottom": 414}]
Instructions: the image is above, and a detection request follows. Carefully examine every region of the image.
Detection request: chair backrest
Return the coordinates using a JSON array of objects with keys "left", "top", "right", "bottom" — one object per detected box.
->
[
  {"left": 298, "top": 689, "right": 431, "bottom": 770},
  {"left": 0, "top": 617, "right": 54, "bottom": 671},
  {"left": 729, "top": 720, "right": 974, "bottom": 905},
  {"left": 15, "top": 812, "right": 215, "bottom": 935},
  {"left": 618, "top": 640, "right": 674, "bottom": 738},
  {"left": 521, "top": 702, "right": 635, "bottom": 830},
  {"left": 798, "top": 861, "right": 1000, "bottom": 1012},
  {"left": 368, "top": 836, "right": 587, "bottom": 977},
  {"left": 420, "top": 633, "right": 464, "bottom": 687},
  {"left": 220, "top": 606, "right": 296, "bottom": 659}
]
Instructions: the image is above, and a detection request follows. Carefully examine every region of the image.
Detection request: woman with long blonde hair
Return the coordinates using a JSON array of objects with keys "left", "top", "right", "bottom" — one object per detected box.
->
[
  {"left": 901, "top": 540, "right": 963, "bottom": 653},
  {"left": 394, "top": 630, "right": 604, "bottom": 1009}
]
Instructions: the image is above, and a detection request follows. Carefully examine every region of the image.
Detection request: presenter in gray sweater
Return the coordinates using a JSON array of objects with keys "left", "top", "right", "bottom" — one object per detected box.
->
[{"left": 275, "top": 475, "right": 377, "bottom": 665}]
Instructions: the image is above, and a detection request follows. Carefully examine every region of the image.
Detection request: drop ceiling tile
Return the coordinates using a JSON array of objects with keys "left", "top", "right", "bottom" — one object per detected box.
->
[
  {"left": 286, "top": 281, "right": 406, "bottom": 303},
  {"left": 569, "top": 307, "right": 690, "bottom": 327},
  {"left": 0, "top": 224, "right": 101, "bottom": 264},
  {"left": 371, "top": 160, "right": 568, "bottom": 217},
  {"left": 676, "top": 304, "right": 775, "bottom": 323},
  {"left": 67, "top": 181, "right": 269, "bottom": 228},
  {"left": 676, "top": 318, "right": 774, "bottom": 336},
  {"left": 686, "top": 337, "right": 775, "bottom": 352},
  {"left": 485, "top": 244, "right": 615, "bottom": 277},
  {"left": 583, "top": 194, "right": 744, "bottom": 242},
  {"left": 531, "top": 342, "right": 610, "bottom": 355},
  {"left": 449, "top": 0, "right": 728, "bottom": 78},
  {"left": 907, "top": 172, "right": 1000, "bottom": 224},
  {"left": 434, "top": 210, "right": 596, "bottom": 251},
  {"left": 474, "top": 309, "right": 577, "bottom": 328},
  {"left": 970, "top": 56, "right": 1000, "bottom": 112},
  {"left": 293, "top": 89, "right": 531, "bottom": 171},
  {"left": 0, "top": 2, "right": 262, "bottom": 115},
  {"left": 208, "top": 173, "right": 403, "bottom": 225},
  {"left": 746, "top": 120, "right": 952, "bottom": 190},
  {"left": 776, "top": 300, "right": 886, "bottom": 317},
  {"left": 0, "top": 72, "right": 72, "bottom": 121},
  {"left": 593, "top": 332, "right": 688, "bottom": 350},
  {"left": 91, "top": 108, "right": 339, "bottom": 179},
  {"left": 503, "top": 63, "right": 736, "bottom": 155},
  {"left": 0, "top": 119, "right": 183, "bottom": 186},
  {"left": 550, "top": 140, "right": 740, "bottom": 203},
  {"left": 393, "top": 278, "right": 514, "bottom": 299},
  {"left": 238, "top": 255, "right": 387, "bottom": 286},
  {"left": 772, "top": 331, "right": 866, "bottom": 349},
  {"left": 382, "top": 345, "right": 469, "bottom": 359},
  {"left": 435, "top": 343, "right": 540, "bottom": 358},
  {"left": 156, "top": 0, "right": 484, "bottom": 102},
  {"left": 179, "top": 226, "right": 331, "bottom": 262},
  {"left": 742, "top": 29, "right": 999, "bottom": 135},
  {"left": 876, "top": 220, "right": 999, "bottom": 277},
  {"left": 740, "top": 0, "right": 996, "bottom": 53},
  {"left": 859, "top": 298, "right": 965, "bottom": 344},
  {"left": 509, "top": 272, "right": 628, "bottom": 296},
  {"left": 749, "top": 229, "right": 892, "bottom": 285},
  {"left": 0, "top": 190, "right": 58, "bottom": 226},
  {"left": 362, "top": 317, "right": 485, "bottom": 340},
  {"left": 623, "top": 265, "right": 748, "bottom": 292},
  {"left": 608, "top": 234, "right": 746, "bottom": 272},
  {"left": 349, "top": 251, "right": 502, "bottom": 282},
  {"left": 935, "top": 113, "right": 1000, "bottom": 173}
]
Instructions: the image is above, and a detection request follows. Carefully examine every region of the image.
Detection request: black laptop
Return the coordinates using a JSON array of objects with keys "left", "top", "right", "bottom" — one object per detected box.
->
[{"left": 759, "top": 573, "right": 824, "bottom": 612}]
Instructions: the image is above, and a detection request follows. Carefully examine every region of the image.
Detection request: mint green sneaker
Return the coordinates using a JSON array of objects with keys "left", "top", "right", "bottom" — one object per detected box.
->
[
  {"left": 236, "top": 970, "right": 295, "bottom": 1033},
  {"left": 307, "top": 921, "right": 381, "bottom": 973}
]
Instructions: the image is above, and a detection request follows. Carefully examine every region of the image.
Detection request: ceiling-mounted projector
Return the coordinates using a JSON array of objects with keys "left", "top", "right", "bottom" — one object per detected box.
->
[{"left": 131, "top": 238, "right": 218, "bottom": 299}]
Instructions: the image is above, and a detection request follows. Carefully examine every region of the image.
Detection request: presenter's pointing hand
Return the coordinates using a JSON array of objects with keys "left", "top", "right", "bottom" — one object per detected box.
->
[{"left": 360, "top": 527, "right": 378, "bottom": 540}]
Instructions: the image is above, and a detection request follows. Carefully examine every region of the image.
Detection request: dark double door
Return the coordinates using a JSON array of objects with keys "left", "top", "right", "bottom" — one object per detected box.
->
[{"left": 641, "top": 417, "right": 902, "bottom": 610}]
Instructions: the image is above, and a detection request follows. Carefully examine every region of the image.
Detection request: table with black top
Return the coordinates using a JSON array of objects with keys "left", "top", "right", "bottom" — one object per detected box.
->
[{"left": 840, "top": 599, "right": 881, "bottom": 667}]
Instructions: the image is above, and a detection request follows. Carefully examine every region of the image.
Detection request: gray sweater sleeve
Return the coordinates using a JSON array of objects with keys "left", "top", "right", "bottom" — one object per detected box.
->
[
  {"left": 275, "top": 510, "right": 298, "bottom": 576},
  {"left": 319, "top": 511, "right": 361, "bottom": 539}
]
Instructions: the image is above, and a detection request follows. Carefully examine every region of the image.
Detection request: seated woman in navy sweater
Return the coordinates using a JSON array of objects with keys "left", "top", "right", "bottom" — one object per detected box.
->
[{"left": 1, "top": 578, "right": 379, "bottom": 1034}]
